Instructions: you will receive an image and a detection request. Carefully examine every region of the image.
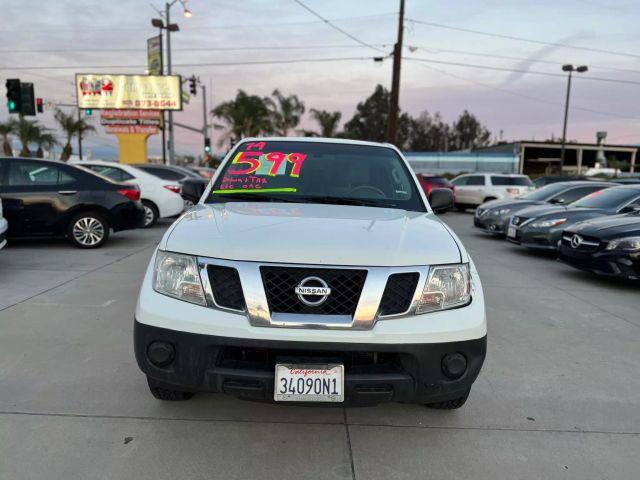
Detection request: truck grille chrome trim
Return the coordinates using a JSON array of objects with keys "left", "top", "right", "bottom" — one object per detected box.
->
[{"left": 197, "top": 256, "right": 429, "bottom": 330}]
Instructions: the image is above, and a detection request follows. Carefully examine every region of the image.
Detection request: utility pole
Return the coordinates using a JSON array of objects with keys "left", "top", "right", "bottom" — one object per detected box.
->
[
  {"left": 386, "top": 0, "right": 405, "bottom": 146},
  {"left": 77, "top": 108, "right": 83, "bottom": 160},
  {"left": 201, "top": 83, "right": 208, "bottom": 139},
  {"left": 158, "top": 28, "right": 167, "bottom": 164},
  {"left": 165, "top": 2, "right": 175, "bottom": 165}
]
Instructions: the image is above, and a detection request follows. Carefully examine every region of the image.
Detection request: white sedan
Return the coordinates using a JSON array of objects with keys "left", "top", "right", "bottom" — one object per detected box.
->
[{"left": 72, "top": 160, "right": 185, "bottom": 227}]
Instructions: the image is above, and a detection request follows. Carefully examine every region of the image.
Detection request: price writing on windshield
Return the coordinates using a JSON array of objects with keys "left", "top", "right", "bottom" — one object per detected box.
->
[{"left": 228, "top": 150, "right": 307, "bottom": 177}]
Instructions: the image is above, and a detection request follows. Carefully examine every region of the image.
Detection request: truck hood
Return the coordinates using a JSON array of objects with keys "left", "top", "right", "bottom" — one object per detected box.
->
[{"left": 163, "top": 203, "right": 461, "bottom": 266}]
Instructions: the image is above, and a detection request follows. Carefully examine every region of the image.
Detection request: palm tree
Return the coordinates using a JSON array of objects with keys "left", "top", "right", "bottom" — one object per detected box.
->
[
  {"left": 0, "top": 119, "right": 16, "bottom": 156},
  {"left": 309, "top": 109, "right": 342, "bottom": 137},
  {"left": 268, "top": 89, "right": 305, "bottom": 136},
  {"left": 15, "top": 116, "right": 41, "bottom": 157},
  {"left": 35, "top": 130, "right": 57, "bottom": 158},
  {"left": 54, "top": 108, "right": 95, "bottom": 161},
  {"left": 211, "top": 90, "right": 273, "bottom": 146}
]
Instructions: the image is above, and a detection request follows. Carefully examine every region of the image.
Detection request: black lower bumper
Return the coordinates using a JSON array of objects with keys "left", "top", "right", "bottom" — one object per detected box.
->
[
  {"left": 474, "top": 216, "right": 507, "bottom": 235},
  {"left": 111, "top": 202, "right": 145, "bottom": 232},
  {"left": 134, "top": 320, "right": 487, "bottom": 406},
  {"left": 559, "top": 246, "right": 640, "bottom": 280}
]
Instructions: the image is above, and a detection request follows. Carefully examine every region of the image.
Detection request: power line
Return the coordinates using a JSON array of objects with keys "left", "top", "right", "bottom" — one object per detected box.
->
[
  {"left": 403, "top": 56, "right": 640, "bottom": 86},
  {"left": 404, "top": 45, "right": 640, "bottom": 76},
  {"left": 408, "top": 60, "right": 640, "bottom": 122},
  {"left": 407, "top": 18, "right": 640, "bottom": 60},
  {"left": 0, "top": 56, "right": 375, "bottom": 71},
  {"left": 292, "top": 0, "right": 387, "bottom": 53}
]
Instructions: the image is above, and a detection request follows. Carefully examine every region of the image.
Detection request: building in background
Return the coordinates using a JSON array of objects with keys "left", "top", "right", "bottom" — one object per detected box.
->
[
  {"left": 405, "top": 151, "right": 518, "bottom": 175},
  {"left": 476, "top": 141, "right": 637, "bottom": 175}
]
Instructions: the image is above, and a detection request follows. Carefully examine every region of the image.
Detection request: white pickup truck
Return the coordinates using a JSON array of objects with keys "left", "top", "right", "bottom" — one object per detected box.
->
[{"left": 135, "top": 138, "right": 486, "bottom": 408}]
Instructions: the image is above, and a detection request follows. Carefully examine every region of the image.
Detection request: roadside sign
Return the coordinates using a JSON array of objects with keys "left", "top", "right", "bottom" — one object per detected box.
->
[{"left": 147, "top": 35, "right": 162, "bottom": 75}]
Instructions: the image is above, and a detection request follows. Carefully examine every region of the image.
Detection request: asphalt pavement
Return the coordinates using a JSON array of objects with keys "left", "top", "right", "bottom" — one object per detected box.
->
[{"left": 1, "top": 212, "right": 638, "bottom": 479}]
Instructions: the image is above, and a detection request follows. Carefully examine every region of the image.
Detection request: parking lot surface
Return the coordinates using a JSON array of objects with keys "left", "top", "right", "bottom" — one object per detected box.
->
[{"left": 1, "top": 213, "right": 638, "bottom": 479}]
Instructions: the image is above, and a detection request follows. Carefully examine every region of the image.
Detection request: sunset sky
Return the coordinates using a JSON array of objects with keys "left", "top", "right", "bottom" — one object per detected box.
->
[{"left": 2, "top": 0, "right": 640, "bottom": 158}]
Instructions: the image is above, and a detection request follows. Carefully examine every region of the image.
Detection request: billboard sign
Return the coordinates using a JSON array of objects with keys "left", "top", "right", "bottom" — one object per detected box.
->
[
  {"left": 100, "top": 109, "right": 161, "bottom": 135},
  {"left": 75, "top": 74, "right": 181, "bottom": 110},
  {"left": 147, "top": 36, "right": 162, "bottom": 75}
]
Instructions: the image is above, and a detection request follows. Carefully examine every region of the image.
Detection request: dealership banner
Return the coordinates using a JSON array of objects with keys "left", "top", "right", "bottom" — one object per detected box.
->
[
  {"left": 147, "top": 36, "right": 162, "bottom": 75},
  {"left": 100, "top": 109, "right": 161, "bottom": 135},
  {"left": 76, "top": 74, "right": 182, "bottom": 110}
]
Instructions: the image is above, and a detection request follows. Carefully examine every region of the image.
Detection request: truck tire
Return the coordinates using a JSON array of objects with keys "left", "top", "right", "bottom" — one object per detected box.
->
[
  {"left": 147, "top": 376, "right": 194, "bottom": 401},
  {"left": 426, "top": 390, "right": 469, "bottom": 409}
]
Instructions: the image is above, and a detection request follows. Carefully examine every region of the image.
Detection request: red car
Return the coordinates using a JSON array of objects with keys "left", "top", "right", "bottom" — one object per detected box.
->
[{"left": 417, "top": 174, "right": 456, "bottom": 203}]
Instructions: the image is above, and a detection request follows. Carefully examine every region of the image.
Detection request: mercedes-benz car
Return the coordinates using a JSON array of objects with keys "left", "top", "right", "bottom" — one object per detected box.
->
[
  {"left": 134, "top": 138, "right": 486, "bottom": 408},
  {"left": 507, "top": 185, "right": 640, "bottom": 251},
  {"left": 559, "top": 212, "right": 640, "bottom": 280},
  {"left": 474, "top": 181, "right": 612, "bottom": 236}
]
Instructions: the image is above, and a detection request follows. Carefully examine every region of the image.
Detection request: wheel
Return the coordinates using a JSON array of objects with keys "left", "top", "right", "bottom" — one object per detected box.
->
[
  {"left": 426, "top": 390, "right": 470, "bottom": 410},
  {"left": 67, "top": 212, "right": 110, "bottom": 248},
  {"left": 142, "top": 200, "right": 159, "bottom": 228},
  {"left": 483, "top": 197, "right": 497, "bottom": 203},
  {"left": 183, "top": 199, "right": 195, "bottom": 209},
  {"left": 455, "top": 204, "right": 466, "bottom": 212},
  {"left": 147, "top": 376, "right": 194, "bottom": 401}
]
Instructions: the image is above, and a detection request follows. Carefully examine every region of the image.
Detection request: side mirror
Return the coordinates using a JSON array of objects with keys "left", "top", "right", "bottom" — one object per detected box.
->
[
  {"left": 180, "top": 179, "right": 208, "bottom": 200},
  {"left": 429, "top": 188, "right": 454, "bottom": 213},
  {"left": 620, "top": 205, "right": 640, "bottom": 214},
  {"left": 550, "top": 197, "right": 565, "bottom": 204}
]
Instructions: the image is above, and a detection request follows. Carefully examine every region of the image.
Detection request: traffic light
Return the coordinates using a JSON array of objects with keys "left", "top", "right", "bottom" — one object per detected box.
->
[
  {"left": 5, "top": 78, "right": 21, "bottom": 114},
  {"left": 204, "top": 137, "right": 211, "bottom": 154},
  {"left": 20, "top": 82, "right": 35, "bottom": 116},
  {"left": 189, "top": 77, "right": 197, "bottom": 95},
  {"left": 84, "top": 108, "right": 92, "bottom": 115},
  {"left": 36, "top": 98, "right": 44, "bottom": 113}
]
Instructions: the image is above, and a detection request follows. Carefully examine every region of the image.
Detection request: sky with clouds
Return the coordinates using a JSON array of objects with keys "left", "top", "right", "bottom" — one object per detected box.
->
[{"left": 1, "top": 0, "right": 640, "bottom": 159}]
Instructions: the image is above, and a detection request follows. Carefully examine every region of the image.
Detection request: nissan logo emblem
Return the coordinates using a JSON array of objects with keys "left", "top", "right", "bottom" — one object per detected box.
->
[
  {"left": 571, "top": 234, "right": 583, "bottom": 249},
  {"left": 294, "top": 276, "right": 331, "bottom": 306}
]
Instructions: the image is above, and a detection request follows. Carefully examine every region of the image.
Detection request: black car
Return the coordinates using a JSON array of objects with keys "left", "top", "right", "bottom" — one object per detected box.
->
[
  {"left": 132, "top": 164, "right": 200, "bottom": 183},
  {"left": 474, "top": 181, "right": 612, "bottom": 236},
  {"left": 532, "top": 175, "right": 589, "bottom": 188},
  {"left": 507, "top": 185, "right": 640, "bottom": 251},
  {"left": 0, "top": 157, "right": 144, "bottom": 248},
  {"left": 559, "top": 212, "right": 640, "bottom": 280}
]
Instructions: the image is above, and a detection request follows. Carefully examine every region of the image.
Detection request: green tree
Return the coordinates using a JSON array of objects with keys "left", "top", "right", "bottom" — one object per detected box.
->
[
  {"left": 408, "top": 111, "right": 451, "bottom": 152},
  {"left": 343, "top": 84, "right": 410, "bottom": 148},
  {"left": 269, "top": 89, "right": 305, "bottom": 136},
  {"left": 54, "top": 108, "right": 95, "bottom": 161},
  {"left": 450, "top": 110, "right": 491, "bottom": 150},
  {"left": 0, "top": 119, "right": 16, "bottom": 156},
  {"left": 309, "top": 109, "right": 342, "bottom": 137},
  {"left": 35, "top": 130, "right": 57, "bottom": 158},
  {"left": 15, "top": 116, "right": 42, "bottom": 157},
  {"left": 211, "top": 90, "right": 274, "bottom": 146}
]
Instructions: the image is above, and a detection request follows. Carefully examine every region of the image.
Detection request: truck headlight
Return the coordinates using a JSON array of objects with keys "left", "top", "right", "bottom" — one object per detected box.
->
[
  {"left": 153, "top": 250, "right": 206, "bottom": 305},
  {"left": 605, "top": 236, "right": 640, "bottom": 252},
  {"left": 530, "top": 218, "right": 566, "bottom": 228},
  {"left": 416, "top": 263, "right": 471, "bottom": 314}
]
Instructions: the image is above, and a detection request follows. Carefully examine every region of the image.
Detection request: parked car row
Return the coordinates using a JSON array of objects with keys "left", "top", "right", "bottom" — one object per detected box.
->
[
  {"left": 0, "top": 158, "right": 214, "bottom": 249},
  {"left": 473, "top": 180, "right": 640, "bottom": 281}
]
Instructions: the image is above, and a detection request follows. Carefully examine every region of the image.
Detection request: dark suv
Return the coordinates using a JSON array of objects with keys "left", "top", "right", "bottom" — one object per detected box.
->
[{"left": 0, "top": 157, "right": 144, "bottom": 248}]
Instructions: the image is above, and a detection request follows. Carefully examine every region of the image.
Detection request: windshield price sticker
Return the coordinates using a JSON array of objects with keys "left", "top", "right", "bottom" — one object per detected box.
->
[{"left": 216, "top": 142, "right": 308, "bottom": 193}]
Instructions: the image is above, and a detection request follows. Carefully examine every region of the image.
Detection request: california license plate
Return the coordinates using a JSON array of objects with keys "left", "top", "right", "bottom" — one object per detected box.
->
[
  {"left": 507, "top": 226, "right": 517, "bottom": 238},
  {"left": 274, "top": 364, "right": 344, "bottom": 402}
]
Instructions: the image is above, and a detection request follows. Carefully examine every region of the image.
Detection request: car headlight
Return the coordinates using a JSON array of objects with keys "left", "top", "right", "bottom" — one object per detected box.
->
[
  {"left": 153, "top": 250, "right": 206, "bottom": 305},
  {"left": 605, "top": 236, "right": 640, "bottom": 252},
  {"left": 416, "top": 264, "right": 471, "bottom": 314},
  {"left": 530, "top": 218, "right": 566, "bottom": 228},
  {"left": 497, "top": 208, "right": 510, "bottom": 215}
]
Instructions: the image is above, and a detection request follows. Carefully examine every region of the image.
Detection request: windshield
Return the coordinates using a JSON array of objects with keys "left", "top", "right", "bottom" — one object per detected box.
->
[
  {"left": 206, "top": 141, "right": 426, "bottom": 211},
  {"left": 570, "top": 187, "right": 639, "bottom": 209},
  {"left": 521, "top": 183, "right": 571, "bottom": 201}
]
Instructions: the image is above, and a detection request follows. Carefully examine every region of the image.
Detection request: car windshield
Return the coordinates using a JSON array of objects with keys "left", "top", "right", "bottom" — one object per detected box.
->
[
  {"left": 520, "top": 183, "right": 571, "bottom": 201},
  {"left": 206, "top": 141, "right": 426, "bottom": 211},
  {"left": 570, "top": 187, "right": 639, "bottom": 209}
]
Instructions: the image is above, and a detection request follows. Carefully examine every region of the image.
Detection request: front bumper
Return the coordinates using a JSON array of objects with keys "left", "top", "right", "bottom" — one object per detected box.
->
[
  {"left": 508, "top": 226, "right": 561, "bottom": 251},
  {"left": 474, "top": 214, "right": 508, "bottom": 235},
  {"left": 111, "top": 202, "right": 145, "bottom": 232},
  {"left": 135, "top": 320, "right": 486, "bottom": 405},
  {"left": 559, "top": 245, "right": 640, "bottom": 280}
]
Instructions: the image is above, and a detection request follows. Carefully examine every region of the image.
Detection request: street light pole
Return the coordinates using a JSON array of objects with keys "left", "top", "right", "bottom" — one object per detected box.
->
[
  {"left": 165, "top": 2, "right": 175, "bottom": 165},
  {"left": 559, "top": 64, "right": 588, "bottom": 173}
]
